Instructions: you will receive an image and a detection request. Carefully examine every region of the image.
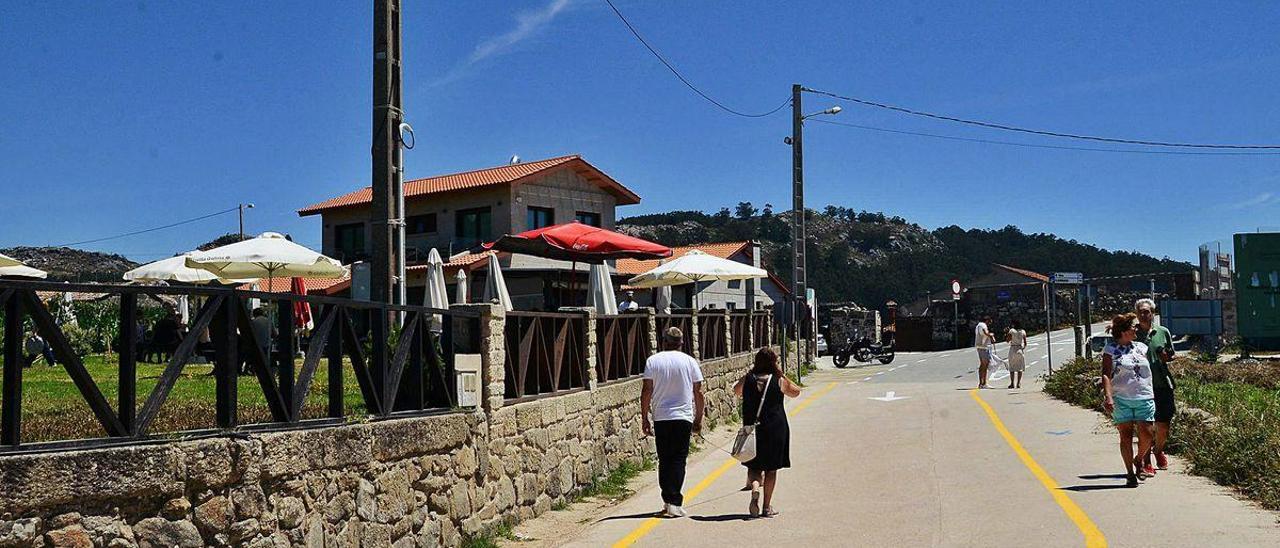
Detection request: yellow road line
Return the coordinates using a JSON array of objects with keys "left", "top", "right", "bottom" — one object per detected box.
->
[
  {"left": 969, "top": 389, "right": 1107, "bottom": 548},
  {"left": 613, "top": 381, "right": 839, "bottom": 548}
]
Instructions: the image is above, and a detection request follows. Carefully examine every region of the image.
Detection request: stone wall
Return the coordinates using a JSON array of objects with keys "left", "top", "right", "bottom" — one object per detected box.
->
[{"left": 0, "top": 304, "right": 772, "bottom": 548}]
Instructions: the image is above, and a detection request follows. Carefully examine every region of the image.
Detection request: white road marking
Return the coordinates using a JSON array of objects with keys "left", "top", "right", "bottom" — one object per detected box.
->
[
  {"left": 863, "top": 376, "right": 873, "bottom": 381},
  {"left": 869, "top": 391, "right": 910, "bottom": 402}
]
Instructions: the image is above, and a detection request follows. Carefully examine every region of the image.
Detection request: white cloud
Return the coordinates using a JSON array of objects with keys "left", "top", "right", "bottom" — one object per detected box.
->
[
  {"left": 1227, "top": 191, "right": 1280, "bottom": 210},
  {"left": 432, "top": 0, "right": 573, "bottom": 86}
]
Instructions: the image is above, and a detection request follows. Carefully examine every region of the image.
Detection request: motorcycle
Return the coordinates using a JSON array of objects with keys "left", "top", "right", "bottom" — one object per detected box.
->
[{"left": 832, "top": 335, "right": 895, "bottom": 367}]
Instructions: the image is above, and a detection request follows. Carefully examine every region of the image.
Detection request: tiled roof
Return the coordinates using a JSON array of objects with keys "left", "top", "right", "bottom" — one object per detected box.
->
[
  {"left": 239, "top": 275, "right": 350, "bottom": 295},
  {"left": 298, "top": 155, "right": 641, "bottom": 216},
  {"left": 405, "top": 251, "right": 493, "bottom": 273},
  {"left": 992, "top": 263, "right": 1049, "bottom": 283},
  {"left": 614, "top": 241, "right": 750, "bottom": 275}
]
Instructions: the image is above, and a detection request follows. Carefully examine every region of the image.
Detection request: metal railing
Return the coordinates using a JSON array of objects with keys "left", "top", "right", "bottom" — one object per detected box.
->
[
  {"left": 0, "top": 280, "right": 479, "bottom": 453},
  {"left": 595, "top": 314, "right": 651, "bottom": 383},
  {"left": 503, "top": 311, "right": 588, "bottom": 401}
]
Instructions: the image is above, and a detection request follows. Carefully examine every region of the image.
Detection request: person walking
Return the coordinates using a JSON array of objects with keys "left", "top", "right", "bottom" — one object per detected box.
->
[
  {"left": 974, "top": 315, "right": 994, "bottom": 388},
  {"left": 1135, "top": 298, "right": 1176, "bottom": 475},
  {"left": 734, "top": 348, "right": 801, "bottom": 518},
  {"left": 1101, "top": 312, "right": 1156, "bottom": 488},
  {"left": 1005, "top": 320, "right": 1027, "bottom": 389},
  {"left": 641, "top": 326, "right": 705, "bottom": 518}
]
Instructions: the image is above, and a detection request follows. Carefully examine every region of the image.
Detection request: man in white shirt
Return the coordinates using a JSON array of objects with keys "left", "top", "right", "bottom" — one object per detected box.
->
[
  {"left": 618, "top": 290, "right": 639, "bottom": 312},
  {"left": 974, "top": 315, "right": 993, "bottom": 389},
  {"left": 641, "top": 326, "right": 704, "bottom": 518}
]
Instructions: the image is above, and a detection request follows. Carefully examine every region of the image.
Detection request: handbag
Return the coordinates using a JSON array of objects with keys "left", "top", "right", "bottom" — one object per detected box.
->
[{"left": 731, "top": 374, "right": 772, "bottom": 464}]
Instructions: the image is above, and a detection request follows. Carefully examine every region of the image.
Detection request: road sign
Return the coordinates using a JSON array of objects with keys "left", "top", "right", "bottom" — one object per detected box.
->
[
  {"left": 1051, "top": 272, "right": 1084, "bottom": 285},
  {"left": 951, "top": 279, "right": 962, "bottom": 300}
]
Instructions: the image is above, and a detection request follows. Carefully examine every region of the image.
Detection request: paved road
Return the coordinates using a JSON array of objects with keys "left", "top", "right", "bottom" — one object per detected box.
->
[{"left": 551, "top": 326, "right": 1280, "bottom": 547}]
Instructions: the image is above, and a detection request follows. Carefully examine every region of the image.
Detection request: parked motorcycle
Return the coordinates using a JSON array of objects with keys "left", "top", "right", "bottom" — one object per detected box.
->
[{"left": 832, "top": 335, "right": 895, "bottom": 367}]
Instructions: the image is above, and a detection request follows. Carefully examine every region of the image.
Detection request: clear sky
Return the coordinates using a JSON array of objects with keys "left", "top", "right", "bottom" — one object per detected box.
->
[{"left": 3, "top": 1, "right": 1278, "bottom": 264}]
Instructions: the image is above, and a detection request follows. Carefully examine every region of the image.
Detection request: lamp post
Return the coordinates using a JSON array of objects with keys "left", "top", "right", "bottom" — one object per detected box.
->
[
  {"left": 238, "top": 203, "right": 255, "bottom": 241},
  {"left": 787, "top": 84, "right": 842, "bottom": 382}
]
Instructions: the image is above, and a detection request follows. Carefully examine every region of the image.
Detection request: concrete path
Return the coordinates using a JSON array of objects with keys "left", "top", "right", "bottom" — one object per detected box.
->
[{"left": 523, "top": 326, "right": 1280, "bottom": 547}]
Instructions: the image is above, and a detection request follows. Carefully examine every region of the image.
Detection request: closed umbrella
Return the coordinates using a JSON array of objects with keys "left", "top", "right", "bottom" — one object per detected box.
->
[
  {"left": 125, "top": 253, "right": 256, "bottom": 284},
  {"left": 423, "top": 248, "right": 449, "bottom": 310},
  {"left": 654, "top": 285, "right": 672, "bottom": 315},
  {"left": 481, "top": 253, "right": 513, "bottom": 312},
  {"left": 0, "top": 264, "right": 47, "bottom": 279},
  {"left": 587, "top": 263, "right": 618, "bottom": 315},
  {"left": 454, "top": 269, "right": 468, "bottom": 304},
  {"left": 291, "top": 277, "right": 313, "bottom": 331},
  {"left": 0, "top": 253, "right": 22, "bottom": 268}
]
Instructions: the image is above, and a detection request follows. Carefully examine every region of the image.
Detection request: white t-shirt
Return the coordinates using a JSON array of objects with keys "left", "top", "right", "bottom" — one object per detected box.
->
[
  {"left": 643, "top": 350, "right": 704, "bottom": 423},
  {"left": 974, "top": 322, "right": 991, "bottom": 349},
  {"left": 1104, "top": 341, "right": 1154, "bottom": 400}
]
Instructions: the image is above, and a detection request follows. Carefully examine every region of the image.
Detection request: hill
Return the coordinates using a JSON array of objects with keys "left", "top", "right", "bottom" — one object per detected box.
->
[
  {"left": 0, "top": 247, "right": 139, "bottom": 283},
  {"left": 618, "top": 203, "right": 1192, "bottom": 307}
]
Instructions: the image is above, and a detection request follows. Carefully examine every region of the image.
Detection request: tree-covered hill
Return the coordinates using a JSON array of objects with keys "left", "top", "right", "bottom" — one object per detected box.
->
[{"left": 619, "top": 203, "right": 1192, "bottom": 307}]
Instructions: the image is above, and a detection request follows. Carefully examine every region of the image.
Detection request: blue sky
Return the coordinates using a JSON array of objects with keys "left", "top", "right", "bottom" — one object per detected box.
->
[{"left": 2, "top": 1, "right": 1278, "bottom": 265}]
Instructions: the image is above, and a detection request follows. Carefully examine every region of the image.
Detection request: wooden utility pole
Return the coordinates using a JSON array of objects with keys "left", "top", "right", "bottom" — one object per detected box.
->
[
  {"left": 371, "top": 0, "right": 403, "bottom": 306},
  {"left": 790, "top": 83, "right": 807, "bottom": 382}
]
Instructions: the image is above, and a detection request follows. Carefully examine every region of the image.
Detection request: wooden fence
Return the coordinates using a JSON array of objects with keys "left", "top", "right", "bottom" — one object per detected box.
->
[
  {"left": 698, "top": 313, "right": 728, "bottom": 360},
  {"left": 503, "top": 311, "right": 588, "bottom": 401},
  {"left": 595, "top": 314, "right": 651, "bottom": 383}
]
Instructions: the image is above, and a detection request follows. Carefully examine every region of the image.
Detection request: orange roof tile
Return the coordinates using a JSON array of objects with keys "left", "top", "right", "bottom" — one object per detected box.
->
[
  {"left": 298, "top": 155, "right": 641, "bottom": 216},
  {"left": 614, "top": 241, "right": 750, "bottom": 275},
  {"left": 239, "top": 275, "right": 349, "bottom": 295}
]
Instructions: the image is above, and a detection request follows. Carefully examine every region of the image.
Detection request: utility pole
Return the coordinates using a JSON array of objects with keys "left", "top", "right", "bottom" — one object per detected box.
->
[
  {"left": 371, "top": 0, "right": 403, "bottom": 307},
  {"left": 238, "top": 203, "right": 254, "bottom": 241},
  {"left": 790, "top": 83, "right": 806, "bottom": 383}
]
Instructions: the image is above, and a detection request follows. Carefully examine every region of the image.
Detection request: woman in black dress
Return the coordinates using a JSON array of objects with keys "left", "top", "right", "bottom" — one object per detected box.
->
[{"left": 733, "top": 348, "right": 802, "bottom": 518}]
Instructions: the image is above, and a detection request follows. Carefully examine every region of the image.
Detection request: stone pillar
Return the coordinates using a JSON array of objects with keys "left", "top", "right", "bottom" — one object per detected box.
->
[
  {"left": 690, "top": 310, "right": 701, "bottom": 361},
  {"left": 745, "top": 310, "right": 755, "bottom": 351},
  {"left": 453, "top": 303, "right": 505, "bottom": 414},
  {"left": 583, "top": 309, "right": 599, "bottom": 389},
  {"left": 643, "top": 307, "right": 658, "bottom": 356}
]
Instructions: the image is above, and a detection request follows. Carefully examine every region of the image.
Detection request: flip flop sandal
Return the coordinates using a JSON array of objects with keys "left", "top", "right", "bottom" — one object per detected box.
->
[{"left": 749, "top": 482, "right": 761, "bottom": 518}]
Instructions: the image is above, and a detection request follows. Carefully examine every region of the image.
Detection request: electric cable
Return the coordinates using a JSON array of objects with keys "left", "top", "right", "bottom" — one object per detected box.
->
[{"left": 55, "top": 206, "right": 239, "bottom": 247}]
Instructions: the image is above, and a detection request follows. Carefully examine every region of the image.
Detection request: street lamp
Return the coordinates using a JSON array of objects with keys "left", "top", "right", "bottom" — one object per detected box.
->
[
  {"left": 787, "top": 83, "right": 842, "bottom": 383},
  {"left": 239, "top": 203, "right": 255, "bottom": 241}
]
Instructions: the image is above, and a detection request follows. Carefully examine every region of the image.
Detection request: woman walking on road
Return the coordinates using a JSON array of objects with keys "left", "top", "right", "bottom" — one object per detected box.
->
[
  {"left": 1101, "top": 313, "right": 1157, "bottom": 488},
  {"left": 733, "top": 348, "right": 801, "bottom": 518},
  {"left": 1006, "top": 320, "right": 1027, "bottom": 389}
]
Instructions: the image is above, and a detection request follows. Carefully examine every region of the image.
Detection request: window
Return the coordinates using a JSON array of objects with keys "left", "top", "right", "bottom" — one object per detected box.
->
[
  {"left": 527, "top": 206, "right": 554, "bottom": 230},
  {"left": 575, "top": 211, "right": 601, "bottom": 227},
  {"left": 728, "top": 280, "right": 742, "bottom": 289},
  {"left": 407, "top": 213, "right": 437, "bottom": 235},
  {"left": 334, "top": 222, "right": 366, "bottom": 262},
  {"left": 455, "top": 207, "right": 492, "bottom": 249}
]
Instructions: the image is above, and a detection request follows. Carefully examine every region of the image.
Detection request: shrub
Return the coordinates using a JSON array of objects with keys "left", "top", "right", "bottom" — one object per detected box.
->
[
  {"left": 59, "top": 323, "right": 96, "bottom": 359},
  {"left": 1042, "top": 356, "right": 1101, "bottom": 410}
]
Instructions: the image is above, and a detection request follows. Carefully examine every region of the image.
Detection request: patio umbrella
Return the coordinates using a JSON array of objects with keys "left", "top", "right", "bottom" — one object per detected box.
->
[
  {"left": 124, "top": 253, "right": 257, "bottom": 284},
  {"left": 423, "top": 248, "right": 449, "bottom": 310},
  {"left": 0, "top": 264, "right": 47, "bottom": 279},
  {"left": 454, "top": 269, "right": 468, "bottom": 304},
  {"left": 587, "top": 263, "right": 619, "bottom": 315},
  {"left": 483, "top": 221, "right": 671, "bottom": 263},
  {"left": 627, "top": 250, "right": 768, "bottom": 309},
  {"left": 185, "top": 232, "right": 345, "bottom": 291},
  {"left": 0, "top": 253, "right": 22, "bottom": 268},
  {"left": 481, "top": 253, "right": 513, "bottom": 312}
]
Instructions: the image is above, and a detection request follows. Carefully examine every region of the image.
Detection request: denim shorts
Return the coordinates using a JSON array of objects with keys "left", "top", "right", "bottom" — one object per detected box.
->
[{"left": 1112, "top": 396, "right": 1156, "bottom": 424}]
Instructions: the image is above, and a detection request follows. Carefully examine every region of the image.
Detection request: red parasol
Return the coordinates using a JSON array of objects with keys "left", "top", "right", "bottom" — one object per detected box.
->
[
  {"left": 291, "top": 277, "right": 313, "bottom": 330},
  {"left": 482, "top": 221, "right": 671, "bottom": 263}
]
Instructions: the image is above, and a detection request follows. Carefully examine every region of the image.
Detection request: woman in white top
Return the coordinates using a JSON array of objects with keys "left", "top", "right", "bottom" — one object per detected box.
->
[
  {"left": 1005, "top": 321, "right": 1027, "bottom": 389},
  {"left": 1101, "top": 312, "right": 1156, "bottom": 488}
]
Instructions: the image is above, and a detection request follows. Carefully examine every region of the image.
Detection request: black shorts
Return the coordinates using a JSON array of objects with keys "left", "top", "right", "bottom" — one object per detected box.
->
[{"left": 1154, "top": 389, "right": 1176, "bottom": 423}]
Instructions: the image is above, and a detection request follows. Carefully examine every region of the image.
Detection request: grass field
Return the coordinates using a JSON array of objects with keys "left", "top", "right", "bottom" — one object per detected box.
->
[{"left": 14, "top": 354, "right": 369, "bottom": 443}]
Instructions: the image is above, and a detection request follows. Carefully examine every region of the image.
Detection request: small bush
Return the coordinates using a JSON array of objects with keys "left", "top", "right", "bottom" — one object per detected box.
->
[{"left": 1042, "top": 357, "right": 1101, "bottom": 410}]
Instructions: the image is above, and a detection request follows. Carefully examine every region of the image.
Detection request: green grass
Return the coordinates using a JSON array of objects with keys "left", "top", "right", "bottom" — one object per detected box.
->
[
  {"left": 1044, "top": 356, "right": 1280, "bottom": 510},
  {"left": 16, "top": 353, "right": 368, "bottom": 443},
  {"left": 461, "top": 520, "right": 517, "bottom": 548},
  {"left": 553, "top": 457, "right": 654, "bottom": 512}
]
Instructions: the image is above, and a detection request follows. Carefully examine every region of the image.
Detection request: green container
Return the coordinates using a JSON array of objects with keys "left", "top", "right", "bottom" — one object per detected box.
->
[{"left": 1234, "top": 232, "right": 1280, "bottom": 349}]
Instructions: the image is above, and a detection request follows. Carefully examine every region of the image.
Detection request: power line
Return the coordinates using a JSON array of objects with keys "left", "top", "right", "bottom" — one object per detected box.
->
[
  {"left": 55, "top": 207, "right": 240, "bottom": 247},
  {"left": 808, "top": 119, "right": 1280, "bottom": 156},
  {"left": 804, "top": 87, "right": 1280, "bottom": 150},
  {"left": 602, "top": 0, "right": 789, "bottom": 118}
]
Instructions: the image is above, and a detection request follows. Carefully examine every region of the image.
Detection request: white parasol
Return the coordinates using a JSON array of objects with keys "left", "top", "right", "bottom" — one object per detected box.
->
[
  {"left": 454, "top": 269, "right": 468, "bottom": 304},
  {"left": 423, "top": 248, "right": 449, "bottom": 310},
  {"left": 0, "top": 253, "right": 25, "bottom": 268},
  {"left": 125, "top": 253, "right": 257, "bottom": 284},
  {"left": 481, "top": 253, "right": 513, "bottom": 312},
  {"left": 185, "top": 232, "right": 345, "bottom": 281},
  {"left": 587, "top": 263, "right": 618, "bottom": 315},
  {"left": 0, "top": 264, "right": 47, "bottom": 279}
]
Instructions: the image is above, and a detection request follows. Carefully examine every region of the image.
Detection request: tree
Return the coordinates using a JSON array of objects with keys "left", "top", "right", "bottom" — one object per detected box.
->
[{"left": 735, "top": 201, "right": 758, "bottom": 220}]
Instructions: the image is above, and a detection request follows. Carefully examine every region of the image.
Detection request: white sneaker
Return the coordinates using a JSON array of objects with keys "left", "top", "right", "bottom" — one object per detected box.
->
[
  {"left": 661, "top": 503, "right": 673, "bottom": 517},
  {"left": 668, "top": 505, "right": 687, "bottom": 518}
]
